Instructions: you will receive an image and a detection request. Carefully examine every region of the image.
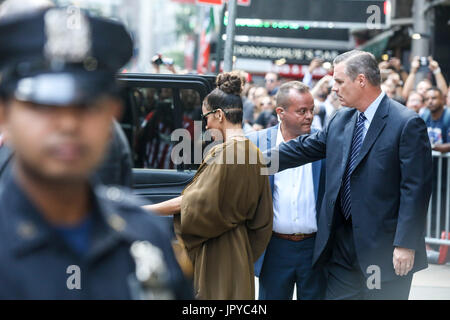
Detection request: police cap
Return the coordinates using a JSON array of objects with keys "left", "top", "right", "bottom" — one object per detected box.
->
[{"left": 0, "top": 7, "right": 133, "bottom": 106}]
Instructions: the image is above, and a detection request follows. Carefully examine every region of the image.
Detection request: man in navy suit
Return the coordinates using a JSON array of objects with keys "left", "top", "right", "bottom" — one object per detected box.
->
[
  {"left": 267, "top": 50, "right": 432, "bottom": 299},
  {"left": 247, "top": 81, "right": 326, "bottom": 300}
]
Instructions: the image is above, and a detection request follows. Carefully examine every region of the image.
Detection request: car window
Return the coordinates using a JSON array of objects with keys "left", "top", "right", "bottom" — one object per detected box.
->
[{"left": 119, "top": 82, "right": 206, "bottom": 171}]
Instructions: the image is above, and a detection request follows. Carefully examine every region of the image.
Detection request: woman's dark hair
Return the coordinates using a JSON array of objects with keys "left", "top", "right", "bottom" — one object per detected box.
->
[{"left": 204, "top": 71, "right": 243, "bottom": 124}]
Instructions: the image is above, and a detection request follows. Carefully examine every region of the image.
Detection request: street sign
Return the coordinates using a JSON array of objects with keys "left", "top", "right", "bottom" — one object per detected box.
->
[
  {"left": 236, "top": 0, "right": 389, "bottom": 29},
  {"left": 232, "top": 42, "right": 346, "bottom": 64},
  {"left": 235, "top": 24, "right": 350, "bottom": 41}
]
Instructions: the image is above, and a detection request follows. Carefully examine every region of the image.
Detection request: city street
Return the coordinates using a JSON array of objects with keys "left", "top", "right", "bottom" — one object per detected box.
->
[
  {"left": 409, "top": 264, "right": 450, "bottom": 300},
  {"left": 254, "top": 263, "right": 450, "bottom": 300}
]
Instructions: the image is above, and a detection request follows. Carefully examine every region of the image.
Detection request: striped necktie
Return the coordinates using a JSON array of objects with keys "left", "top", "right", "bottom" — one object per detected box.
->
[{"left": 340, "top": 112, "right": 366, "bottom": 220}]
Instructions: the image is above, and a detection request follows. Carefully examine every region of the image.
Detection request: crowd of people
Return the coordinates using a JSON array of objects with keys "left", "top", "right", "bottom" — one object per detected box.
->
[{"left": 238, "top": 55, "right": 450, "bottom": 156}]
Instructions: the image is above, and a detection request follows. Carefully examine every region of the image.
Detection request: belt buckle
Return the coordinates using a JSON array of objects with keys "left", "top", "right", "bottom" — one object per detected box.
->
[{"left": 293, "top": 233, "right": 305, "bottom": 240}]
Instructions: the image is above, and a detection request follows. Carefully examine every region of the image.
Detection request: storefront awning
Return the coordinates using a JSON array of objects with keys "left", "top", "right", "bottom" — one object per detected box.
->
[{"left": 357, "top": 29, "right": 394, "bottom": 58}]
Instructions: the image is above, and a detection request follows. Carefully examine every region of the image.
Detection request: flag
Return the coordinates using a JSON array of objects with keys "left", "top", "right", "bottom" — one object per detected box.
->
[{"left": 197, "top": 7, "right": 215, "bottom": 74}]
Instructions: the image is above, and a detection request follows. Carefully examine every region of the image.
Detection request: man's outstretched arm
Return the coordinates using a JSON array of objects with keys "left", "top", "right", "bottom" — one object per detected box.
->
[{"left": 263, "top": 124, "right": 328, "bottom": 175}]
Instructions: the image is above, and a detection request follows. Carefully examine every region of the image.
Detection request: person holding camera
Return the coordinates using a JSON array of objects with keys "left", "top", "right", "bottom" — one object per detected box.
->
[
  {"left": 402, "top": 56, "right": 448, "bottom": 101},
  {"left": 152, "top": 54, "right": 176, "bottom": 74}
]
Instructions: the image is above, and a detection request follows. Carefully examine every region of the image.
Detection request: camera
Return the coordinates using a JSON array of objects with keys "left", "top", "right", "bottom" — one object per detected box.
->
[
  {"left": 152, "top": 54, "right": 174, "bottom": 66},
  {"left": 152, "top": 54, "right": 164, "bottom": 66}
]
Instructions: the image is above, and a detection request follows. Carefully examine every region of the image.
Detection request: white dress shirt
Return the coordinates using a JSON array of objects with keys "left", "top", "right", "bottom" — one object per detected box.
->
[
  {"left": 272, "top": 125, "right": 317, "bottom": 234},
  {"left": 359, "top": 91, "right": 385, "bottom": 141}
]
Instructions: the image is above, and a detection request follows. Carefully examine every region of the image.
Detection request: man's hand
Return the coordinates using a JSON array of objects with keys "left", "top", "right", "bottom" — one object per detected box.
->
[
  {"left": 167, "top": 64, "right": 177, "bottom": 74},
  {"left": 379, "top": 61, "right": 390, "bottom": 70},
  {"left": 428, "top": 56, "right": 440, "bottom": 72},
  {"left": 410, "top": 56, "right": 420, "bottom": 74},
  {"left": 389, "top": 57, "right": 402, "bottom": 72},
  {"left": 152, "top": 63, "right": 161, "bottom": 74},
  {"left": 308, "top": 58, "right": 323, "bottom": 73},
  {"left": 393, "top": 247, "right": 415, "bottom": 276},
  {"left": 433, "top": 143, "right": 450, "bottom": 153}
]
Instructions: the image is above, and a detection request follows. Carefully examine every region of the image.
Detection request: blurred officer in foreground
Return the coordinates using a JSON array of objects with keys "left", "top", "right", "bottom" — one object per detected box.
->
[
  {"left": 0, "top": 1, "right": 134, "bottom": 189},
  {"left": 0, "top": 6, "right": 192, "bottom": 299}
]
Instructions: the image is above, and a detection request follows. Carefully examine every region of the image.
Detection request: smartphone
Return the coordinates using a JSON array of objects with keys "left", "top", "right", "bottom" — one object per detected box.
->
[{"left": 420, "top": 57, "right": 428, "bottom": 67}]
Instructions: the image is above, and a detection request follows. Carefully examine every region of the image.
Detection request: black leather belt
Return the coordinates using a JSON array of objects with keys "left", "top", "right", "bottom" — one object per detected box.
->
[{"left": 272, "top": 232, "right": 316, "bottom": 241}]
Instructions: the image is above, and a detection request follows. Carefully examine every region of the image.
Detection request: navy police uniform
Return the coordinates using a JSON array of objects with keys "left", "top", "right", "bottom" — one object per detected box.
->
[
  {"left": 0, "top": 7, "right": 192, "bottom": 299},
  {"left": 0, "top": 170, "right": 191, "bottom": 299}
]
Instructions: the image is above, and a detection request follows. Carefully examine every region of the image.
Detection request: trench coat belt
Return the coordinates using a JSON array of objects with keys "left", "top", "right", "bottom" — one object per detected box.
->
[{"left": 272, "top": 231, "right": 316, "bottom": 242}]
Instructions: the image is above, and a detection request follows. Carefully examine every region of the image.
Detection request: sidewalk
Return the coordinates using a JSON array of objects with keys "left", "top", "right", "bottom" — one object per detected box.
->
[
  {"left": 254, "top": 263, "right": 450, "bottom": 300},
  {"left": 409, "top": 263, "right": 450, "bottom": 300}
]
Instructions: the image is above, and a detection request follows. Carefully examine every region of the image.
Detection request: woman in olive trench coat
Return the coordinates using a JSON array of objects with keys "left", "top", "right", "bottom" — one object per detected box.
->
[{"left": 146, "top": 72, "right": 273, "bottom": 299}]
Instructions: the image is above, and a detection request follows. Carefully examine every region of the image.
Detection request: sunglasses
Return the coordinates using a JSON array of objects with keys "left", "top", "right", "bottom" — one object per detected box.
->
[{"left": 201, "top": 109, "right": 219, "bottom": 123}]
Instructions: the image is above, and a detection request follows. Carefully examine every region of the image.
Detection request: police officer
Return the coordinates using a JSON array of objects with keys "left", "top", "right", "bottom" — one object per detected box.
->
[
  {"left": 0, "top": 1, "right": 134, "bottom": 189},
  {"left": 0, "top": 6, "right": 192, "bottom": 299}
]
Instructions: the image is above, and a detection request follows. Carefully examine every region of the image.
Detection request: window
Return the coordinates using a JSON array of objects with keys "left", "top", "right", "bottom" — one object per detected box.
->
[{"left": 118, "top": 74, "right": 213, "bottom": 171}]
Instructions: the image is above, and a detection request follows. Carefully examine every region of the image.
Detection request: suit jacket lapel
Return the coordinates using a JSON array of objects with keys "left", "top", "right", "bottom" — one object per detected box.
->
[
  {"left": 351, "top": 96, "right": 389, "bottom": 172},
  {"left": 340, "top": 111, "right": 358, "bottom": 176},
  {"left": 311, "top": 160, "right": 320, "bottom": 201}
]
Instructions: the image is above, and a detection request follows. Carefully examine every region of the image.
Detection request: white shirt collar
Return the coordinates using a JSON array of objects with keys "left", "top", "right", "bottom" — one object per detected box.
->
[
  {"left": 276, "top": 124, "right": 285, "bottom": 146},
  {"left": 360, "top": 91, "right": 385, "bottom": 124}
]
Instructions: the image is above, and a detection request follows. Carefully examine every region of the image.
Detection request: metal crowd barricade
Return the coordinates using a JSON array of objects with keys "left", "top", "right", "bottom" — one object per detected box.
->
[{"left": 425, "top": 151, "right": 450, "bottom": 246}]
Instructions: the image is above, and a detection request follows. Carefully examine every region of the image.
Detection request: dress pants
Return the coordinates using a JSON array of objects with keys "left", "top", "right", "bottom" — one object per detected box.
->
[
  {"left": 325, "top": 212, "right": 413, "bottom": 300},
  {"left": 258, "top": 235, "right": 326, "bottom": 300}
]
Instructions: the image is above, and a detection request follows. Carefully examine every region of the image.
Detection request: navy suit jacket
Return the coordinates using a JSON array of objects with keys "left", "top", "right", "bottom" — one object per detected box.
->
[
  {"left": 267, "top": 96, "right": 432, "bottom": 282},
  {"left": 246, "top": 125, "right": 325, "bottom": 277}
]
